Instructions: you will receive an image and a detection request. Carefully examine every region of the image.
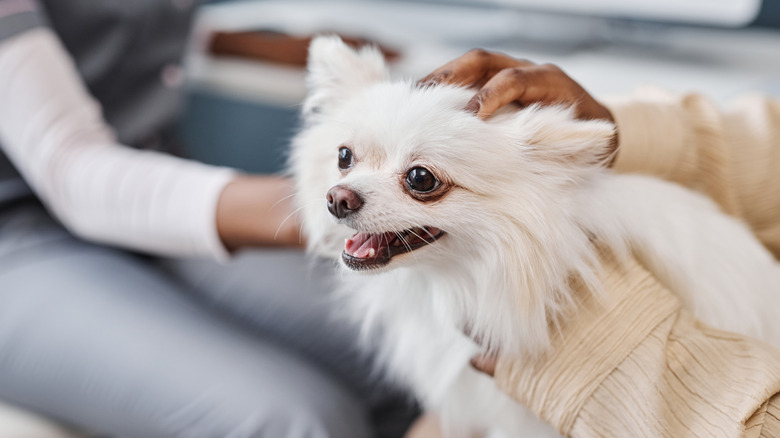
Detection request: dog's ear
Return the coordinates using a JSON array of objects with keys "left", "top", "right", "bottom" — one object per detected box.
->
[
  {"left": 510, "top": 105, "right": 616, "bottom": 167},
  {"left": 304, "top": 35, "right": 388, "bottom": 115}
]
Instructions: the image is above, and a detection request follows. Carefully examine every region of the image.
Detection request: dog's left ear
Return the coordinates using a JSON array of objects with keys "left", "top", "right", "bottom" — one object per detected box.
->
[
  {"left": 511, "top": 105, "right": 616, "bottom": 167},
  {"left": 303, "top": 35, "right": 388, "bottom": 115}
]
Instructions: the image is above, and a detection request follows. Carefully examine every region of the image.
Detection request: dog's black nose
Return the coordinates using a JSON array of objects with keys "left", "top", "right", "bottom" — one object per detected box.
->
[{"left": 327, "top": 185, "right": 363, "bottom": 219}]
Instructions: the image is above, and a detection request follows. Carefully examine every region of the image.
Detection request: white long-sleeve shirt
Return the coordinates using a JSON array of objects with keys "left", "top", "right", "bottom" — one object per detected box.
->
[{"left": 0, "top": 28, "right": 236, "bottom": 259}]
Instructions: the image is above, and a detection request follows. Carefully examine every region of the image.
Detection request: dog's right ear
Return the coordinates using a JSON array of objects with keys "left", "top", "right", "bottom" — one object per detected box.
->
[
  {"left": 303, "top": 36, "right": 388, "bottom": 116},
  {"left": 505, "top": 105, "right": 617, "bottom": 169}
]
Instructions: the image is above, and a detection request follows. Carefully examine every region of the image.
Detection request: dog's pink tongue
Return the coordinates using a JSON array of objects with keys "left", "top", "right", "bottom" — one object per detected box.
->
[{"left": 345, "top": 232, "right": 387, "bottom": 258}]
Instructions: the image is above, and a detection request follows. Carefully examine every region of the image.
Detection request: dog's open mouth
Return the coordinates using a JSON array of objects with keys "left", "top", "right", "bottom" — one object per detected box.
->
[{"left": 342, "top": 226, "right": 445, "bottom": 270}]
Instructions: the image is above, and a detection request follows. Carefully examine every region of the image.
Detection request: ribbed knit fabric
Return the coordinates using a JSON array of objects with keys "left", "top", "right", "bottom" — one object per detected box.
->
[
  {"left": 493, "top": 91, "right": 780, "bottom": 437},
  {"left": 495, "top": 250, "right": 780, "bottom": 438},
  {"left": 605, "top": 90, "right": 780, "bottom": 254}
]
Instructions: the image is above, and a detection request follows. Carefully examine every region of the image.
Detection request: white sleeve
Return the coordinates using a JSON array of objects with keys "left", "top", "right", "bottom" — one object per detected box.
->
[{"left": 0, "top": 29, "right": 237, "bottom": 260}]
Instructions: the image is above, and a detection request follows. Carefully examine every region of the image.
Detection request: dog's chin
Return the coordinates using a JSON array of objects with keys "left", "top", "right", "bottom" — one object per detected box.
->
[{"left": 340, "top": 226, "right": 446, "bottom": 272}]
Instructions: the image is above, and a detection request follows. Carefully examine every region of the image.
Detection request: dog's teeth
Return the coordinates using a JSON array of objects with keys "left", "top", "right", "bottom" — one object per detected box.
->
[{"left": 368, "top": 248, "right": 376, "bottom": 257}]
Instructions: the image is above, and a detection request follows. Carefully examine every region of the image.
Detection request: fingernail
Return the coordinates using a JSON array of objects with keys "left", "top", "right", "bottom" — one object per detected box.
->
[
  {"left": 423, "top": 71, "right": 452, "bottom": 87},
  {"left": 464, "top": 99, "right": 480, "bottom": 114},
  {"left": 469, "top": 356, "right": 484, "bottom": 371},
  {"left": 469, "top": 353, "right": 497, "bottom": 377}
]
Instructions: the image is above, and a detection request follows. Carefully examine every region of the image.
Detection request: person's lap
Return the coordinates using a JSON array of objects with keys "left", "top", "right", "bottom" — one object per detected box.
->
[
  {"left": 157, "top": 250, "right": 365, "bottom": 386},
  {"left": 0, "top": 203, "right": 408, "bottom": 437},
  {"left": 157, "top": 252, "right": 418, "bottom": 438}
]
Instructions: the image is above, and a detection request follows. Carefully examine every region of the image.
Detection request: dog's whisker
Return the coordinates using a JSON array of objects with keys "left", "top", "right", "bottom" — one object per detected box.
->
[
  {"left": 379, "top": 233, "right": 390, "bottom": 259},
  {"left": 297, "top": 217, "right": 308, "bottom": 245},
  {"left": 270, "top": 192, "right": 298, "bottom": 210},
  {"left": 409, "top": 225, "right": 447, "bottom": 249},
  {"left": 421, "top": 227, "right": 438, "bottom": 241},
  {"left": 286, "top": 199, "right": 334, "bottom": 244},
  {"left": 393, "top": 227, "right": 424, "bottom": 264},
  {"left": 408, "top": 228, "right": 434, "bottom": 245},
  {"left": 411, "top": 225, "right": 458, "bottom": 258},
  {"left": 274, "top": 205, "right": 306, "bottom": 241},
  {"left": 394, "top": 230, "right": 414, "bottom": 254}
]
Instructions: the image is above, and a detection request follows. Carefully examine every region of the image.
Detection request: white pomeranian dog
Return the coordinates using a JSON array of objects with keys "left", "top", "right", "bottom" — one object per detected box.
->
[{"left": 291, "top": 36, "right": 780, "bottom": 438}]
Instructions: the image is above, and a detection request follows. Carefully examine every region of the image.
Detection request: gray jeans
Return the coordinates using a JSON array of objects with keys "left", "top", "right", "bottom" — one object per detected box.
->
[{"left": 0, "top": 203, "right": 415, "bottom": 438}]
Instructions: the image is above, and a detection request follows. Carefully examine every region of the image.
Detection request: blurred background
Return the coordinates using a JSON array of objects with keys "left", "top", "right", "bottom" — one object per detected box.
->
[
  {"left": 180, "top": 0, "right": 780, "bottom": 174},
  {"left": 2, "top": 0, "right": 779, "bottom": 436}
]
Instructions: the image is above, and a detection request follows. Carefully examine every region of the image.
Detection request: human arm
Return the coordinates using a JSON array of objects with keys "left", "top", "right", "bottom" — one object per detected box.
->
[
  {"left": 414, "top": 249, "right": 780, "bottom": 438},
  {"left": 216, "top": 175, "right": 302, "bottom": 251},
  {"left": 208, "top": 30, "right": 399, "bottom": 67},
  {"left": 477, "top": 250, "right": 780, "bottom": 437},
  {"left": 605, "top": 91, "right": 780, "bottom": 252},
  {"left": 0, "top": 16, "right": 301, "bottom": 258}
]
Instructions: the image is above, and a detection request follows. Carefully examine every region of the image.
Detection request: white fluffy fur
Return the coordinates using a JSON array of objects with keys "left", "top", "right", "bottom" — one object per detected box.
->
[{"left": 292, "top": 36, "right": 780, "bottom": 438}]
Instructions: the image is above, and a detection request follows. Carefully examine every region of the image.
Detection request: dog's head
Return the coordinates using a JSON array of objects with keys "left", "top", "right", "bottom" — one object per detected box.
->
[{"left": 293, "top": 37, "right": 615, "bottom": 352}]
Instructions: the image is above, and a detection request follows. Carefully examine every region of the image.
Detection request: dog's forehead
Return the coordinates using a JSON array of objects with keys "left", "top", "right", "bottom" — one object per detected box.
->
[{"left": 344, "top": 83, "right": 480, "bottom": 161}]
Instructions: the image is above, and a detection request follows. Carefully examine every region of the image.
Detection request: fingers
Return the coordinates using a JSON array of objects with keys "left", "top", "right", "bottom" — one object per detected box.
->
[
  {"left": 470, "top": 63, "right": 578, "bottom": 118},
  {"left": 418, "top": 49, "right": 533, "bottom": 88},
  {"left": 465, "top": 65, "right": 550, "bottom": 118},
  {"left": 470, "top": 352, "right": 498, "bottom": 377},
  {"left": 419, "top": 49, "right": 618, "bottom": 157},
  {"left": 461, "top": 320, "right": 497, "bottom": 378},
  {"left": 420, "top": 51, "right": 573, "bottom": 119},
  {"left": 421, "top": 51, "right": 615, "bottom": 121}
]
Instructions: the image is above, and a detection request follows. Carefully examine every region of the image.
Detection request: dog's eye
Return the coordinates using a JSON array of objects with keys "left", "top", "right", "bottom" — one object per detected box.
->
[
  {"left": 406, "top": 167, "right": 438, "bottom": 193},
  {"left": 338, "top": 147, "right": 353, "bottom": 170}
]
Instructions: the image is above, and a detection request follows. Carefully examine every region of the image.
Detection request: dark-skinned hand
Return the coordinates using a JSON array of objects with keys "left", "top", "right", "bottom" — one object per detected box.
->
[{"left": 419, "top": 49, "right": 613, "bottom": 122}]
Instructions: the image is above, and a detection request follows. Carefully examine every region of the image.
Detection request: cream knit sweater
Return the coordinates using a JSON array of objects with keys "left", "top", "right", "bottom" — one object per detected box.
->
[
  {"left": 494, "top": 91, "right": 780, "bottom": 438},
  {"left": 607, "top": 90, "right": 780, "bottom": 255}
]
